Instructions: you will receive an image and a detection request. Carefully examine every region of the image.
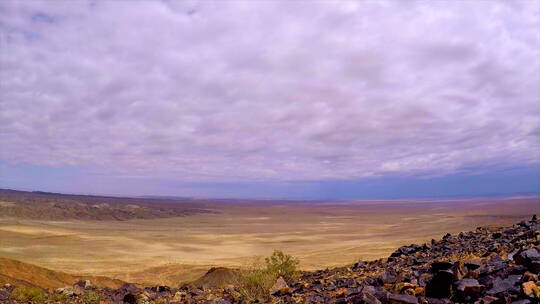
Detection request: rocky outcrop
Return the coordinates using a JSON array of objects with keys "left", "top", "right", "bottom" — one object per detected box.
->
[{"left": 0, "top": 215, "right": 538, "bottom": 303}]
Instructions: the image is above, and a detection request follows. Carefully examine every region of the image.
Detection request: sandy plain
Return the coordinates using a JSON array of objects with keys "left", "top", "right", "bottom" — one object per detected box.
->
[{"left": 0, "top": 197, "right": 538, "bottom": 286}]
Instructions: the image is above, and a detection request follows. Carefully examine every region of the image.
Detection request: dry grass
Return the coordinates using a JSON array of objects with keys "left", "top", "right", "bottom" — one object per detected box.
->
[{"left": 0, "top": 201, "right": 16, "bottom": 207}]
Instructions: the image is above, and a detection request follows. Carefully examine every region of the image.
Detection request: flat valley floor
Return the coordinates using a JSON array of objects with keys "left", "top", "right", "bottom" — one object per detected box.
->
[{"left": 0, "top": 197, "right": 538, "bottom": 286}]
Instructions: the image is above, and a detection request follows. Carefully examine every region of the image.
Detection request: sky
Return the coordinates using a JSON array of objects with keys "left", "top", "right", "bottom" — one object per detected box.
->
[{"left": 1, "top": 0, "right": 539, "bottom": 199}]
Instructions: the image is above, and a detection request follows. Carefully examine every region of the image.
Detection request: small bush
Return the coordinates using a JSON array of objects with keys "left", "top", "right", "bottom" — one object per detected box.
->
[
  {"left": 82, "top": 291, "right": 101, "bottom": 304},
  {"left": 236, "top": 259, "right": 277, "bottom": 303},
  {"left": 47, "top": 292, "right": 69, "bottom": 303},
  {"left": 12, "top": 287, "right": 46, "bottom": 303},
  {"left": 236, "top": 250, "right": 299, "bottom": 303},
  {"left": 265, "top": 250, "right": 300, "bottom": 281},
  {"left": 150, "top": 298, "right": 169, "bottom": 304}
]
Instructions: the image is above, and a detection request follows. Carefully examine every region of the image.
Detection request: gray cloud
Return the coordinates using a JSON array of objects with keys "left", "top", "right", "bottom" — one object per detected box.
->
[{"left": 0, "top": 0, "right": 539, "bottom": 182}]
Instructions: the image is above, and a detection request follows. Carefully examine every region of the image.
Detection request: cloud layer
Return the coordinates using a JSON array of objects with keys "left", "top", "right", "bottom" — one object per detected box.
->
[{"left": 1, "top": 0, "right": 539, "bottom": 183}]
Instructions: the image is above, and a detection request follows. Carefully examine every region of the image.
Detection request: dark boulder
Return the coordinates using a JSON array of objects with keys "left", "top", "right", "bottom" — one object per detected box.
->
[
  {"left": 379, "top": 269, "right": 398, "bottom": 284},
  {"left": 123, "top": 293, "right": 137, "bottom": 304},
  {"left": 425, "top": 270, "right": 454, "bottom": 298},
  {"left": 475, "top": 295, "right": 503, "bottom": 304},
  {"left": 492, "top": 232, "right": 502, "bottom": 239},
  {"left": 464, "top": 260, "right": 481, "bottom": 271},
  {"left": 151, "top": 285, "right": 171, "bottom": 293},
  {"left": 453, "top": 279, "right": 484, "bottom": 301},
  {"left": 514, "top": 248, "right": 540, "bottom": 272},
  {"left": 345, "top": 286, "right": 362, "bottom": 297},
  {"left": 360, "top": 290, "right": 382, "bottom": 304},
  {"left": 353, "top": 261, "right": 366, "bottom": 269},
  {"left": 119, "top": 283, "right": 140, "bottom": 294}
]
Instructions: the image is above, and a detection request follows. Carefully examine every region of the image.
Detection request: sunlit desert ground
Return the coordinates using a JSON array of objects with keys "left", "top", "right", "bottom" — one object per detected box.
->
[{"left": 0, "top": 197, "right": 538, "bottom": 286}]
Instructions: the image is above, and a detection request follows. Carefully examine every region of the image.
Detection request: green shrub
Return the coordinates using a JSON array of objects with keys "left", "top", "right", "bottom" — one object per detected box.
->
[
  {"left": 150, "top": 297, "right": 170, "bottom": 304},
  {"left": 82, "top": 291, "right": 101, "bottom": 304},
  {"left": 265, "top": 250, "right": 300, "bottom": 281},
  {"left": 236, "top": 259, "right": 277, "bottom": 303},
  {"left": 236, "top": 250, "right": 299, "bottom": 303},
  {"left": 47, "top": 292, "right": 69, "bottom": 303},
  {"left": 12, "top": 287, "right": 46, "bottom": 303}
]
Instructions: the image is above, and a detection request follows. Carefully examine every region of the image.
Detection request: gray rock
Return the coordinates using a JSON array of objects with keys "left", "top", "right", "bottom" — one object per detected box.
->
[
  {"left": 454, "top": 279, "right": 484, "bottom": 300},
  {"left": 514, "top": 248, "right": 540, "bottom": 272},
  {"left": 361, "top": 291, "right": 382, "bottom": 304},
  {"left": 363, "top": 285, "right": 377, "bottom": 295},
  {"left": 387, "top": 293, "right": 419, "bottom": 304},
  {"left": 270, "top": 276, "right": 288, "bottom": 293},
  {"left": 380, "top": 269, "right": 398, "bottom": 284},
  {"left": 487, "top": 275, "right": 521, "bottom": 295},
  {"left": 512, "top": 300, "right": 531, "bottom": 304},
  {"left": 425, "top": 298, "right": 451, "bottom": 304},
  {"left": 270, "top": 276, "right": 291, "bottom": 296}
]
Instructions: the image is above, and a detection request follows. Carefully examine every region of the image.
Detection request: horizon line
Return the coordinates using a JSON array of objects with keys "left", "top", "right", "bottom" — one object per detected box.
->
[{"left": 2, "top": 187, "right": 539, "bottom": 202}]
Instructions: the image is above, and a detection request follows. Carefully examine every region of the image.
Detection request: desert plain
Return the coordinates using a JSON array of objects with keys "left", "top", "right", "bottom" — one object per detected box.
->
[{"left": 0, "top": 196, "right": 538, "bottom": 286}]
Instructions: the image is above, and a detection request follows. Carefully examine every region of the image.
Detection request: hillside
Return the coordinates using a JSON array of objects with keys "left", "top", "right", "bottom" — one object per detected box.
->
[
  {"left": 0, "top": 258, "right": 125, "bottom": 289},
  {"left": 0, "top": 189, "right": 216, "bottom": 221},
  {"left": 0, "top": 215, "right": 538, "bottom": 303},
  {"left": 114, "top": 264, "right": 212, "bottom": 287}
]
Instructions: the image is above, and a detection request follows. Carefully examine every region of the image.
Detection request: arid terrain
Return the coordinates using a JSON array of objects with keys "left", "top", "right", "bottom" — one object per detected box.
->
[{"left": 0, "top": 190, "right": 538, "bottom": 286}]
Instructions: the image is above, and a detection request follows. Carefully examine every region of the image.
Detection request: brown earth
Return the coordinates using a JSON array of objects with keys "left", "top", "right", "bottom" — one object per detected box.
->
[
  {"left": 0, "top": 257, "right": 125, "bottom": 289},
  {"left": 2, "top": 217, "right": 538, "bottom": 304},
  {"left": 0, "top": 191, "right": 538, "bottom": 287}
]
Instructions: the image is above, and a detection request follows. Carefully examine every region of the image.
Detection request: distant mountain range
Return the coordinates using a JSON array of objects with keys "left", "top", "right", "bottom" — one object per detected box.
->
[{"left": 0, "top": 189, "right": 216, "bottom": 221}]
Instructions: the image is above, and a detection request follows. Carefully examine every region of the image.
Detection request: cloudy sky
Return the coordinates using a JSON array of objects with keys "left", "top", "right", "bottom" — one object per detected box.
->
[{"left": 1, "top": 0, "right": 539, "bottom": 198}]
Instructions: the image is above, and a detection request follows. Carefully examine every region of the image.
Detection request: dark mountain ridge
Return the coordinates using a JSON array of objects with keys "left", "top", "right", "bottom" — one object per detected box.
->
[{"left": 0, "top": 189, "right": 216, "bottom": 221}]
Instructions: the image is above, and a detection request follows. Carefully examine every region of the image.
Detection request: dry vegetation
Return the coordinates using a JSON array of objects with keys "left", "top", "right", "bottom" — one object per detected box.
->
[{"left": 235, "top": 250, "right": 299, "bottom": 303}]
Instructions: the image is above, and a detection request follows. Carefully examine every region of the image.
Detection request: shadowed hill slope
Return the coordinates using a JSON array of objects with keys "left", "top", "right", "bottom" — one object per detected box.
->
[
  {"left": 0, "top": 258, "right": 125, "bottom": 289},
  {"left": 0, "top": 189, "right": 216, "bottom": 221}
]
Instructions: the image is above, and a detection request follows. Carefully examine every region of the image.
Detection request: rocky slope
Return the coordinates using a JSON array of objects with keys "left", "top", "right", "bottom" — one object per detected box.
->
[{"left": 1, "top": 215, "right": 539, "bottom": 303}]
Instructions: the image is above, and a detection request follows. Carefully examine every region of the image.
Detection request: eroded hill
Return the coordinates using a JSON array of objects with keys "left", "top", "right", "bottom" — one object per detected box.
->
[{"left": 0, "top": 258, "right": 125, "bottom": 290}]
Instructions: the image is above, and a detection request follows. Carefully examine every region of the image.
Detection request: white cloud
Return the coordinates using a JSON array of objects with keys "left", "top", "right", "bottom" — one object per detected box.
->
[{"left": 1, "top": 0, "right": 539, "bottom": 182}]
